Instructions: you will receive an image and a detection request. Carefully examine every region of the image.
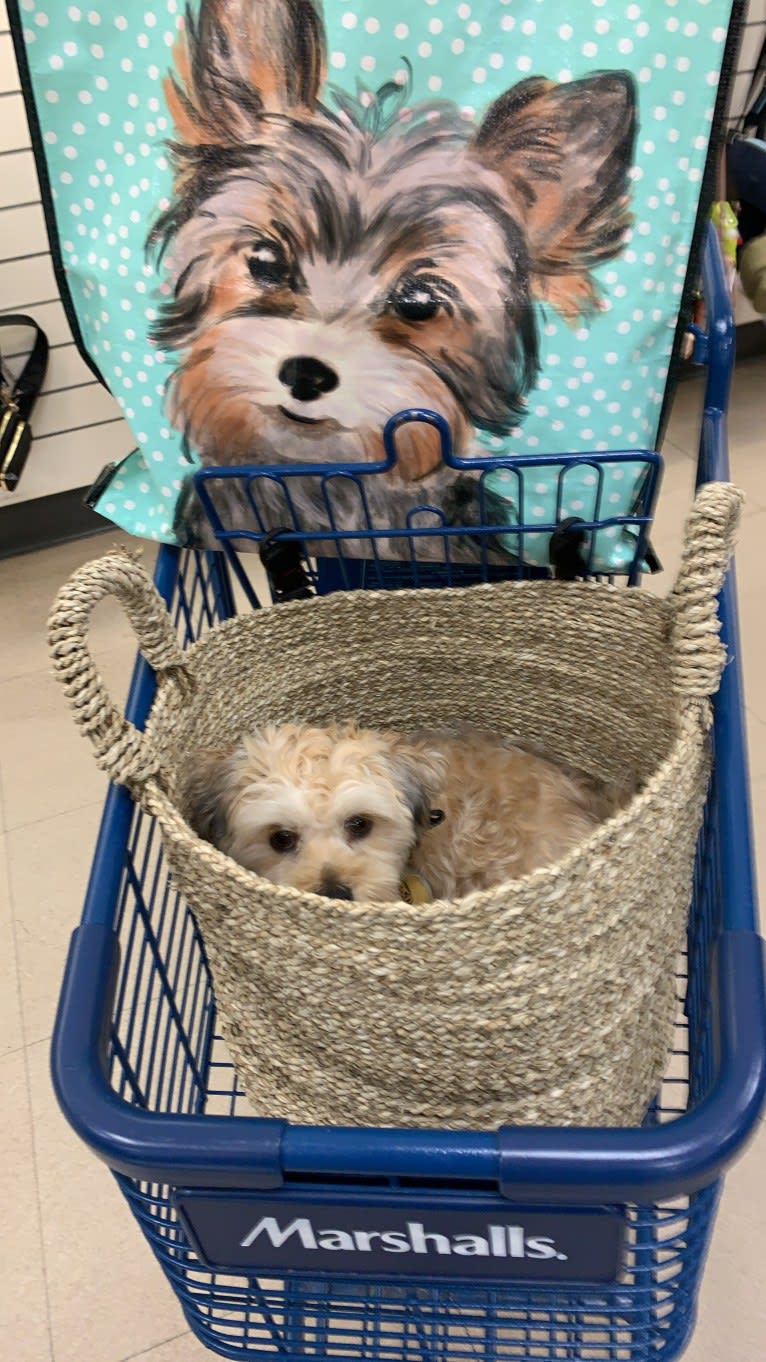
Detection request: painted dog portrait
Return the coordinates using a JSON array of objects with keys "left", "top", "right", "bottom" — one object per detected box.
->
[{"left": 149, "top": 0, "right": 638, "bottom": 556}]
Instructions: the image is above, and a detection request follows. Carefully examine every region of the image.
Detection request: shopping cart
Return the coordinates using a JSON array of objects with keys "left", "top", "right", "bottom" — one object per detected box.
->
[{"left": 52, "top": 224, "right": 766, "bottom": 1361}]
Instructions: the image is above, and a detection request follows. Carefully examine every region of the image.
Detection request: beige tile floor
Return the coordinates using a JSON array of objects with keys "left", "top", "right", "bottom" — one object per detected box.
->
[{"left": 0, "top": 358, "right": 765, "bottom": 1362}]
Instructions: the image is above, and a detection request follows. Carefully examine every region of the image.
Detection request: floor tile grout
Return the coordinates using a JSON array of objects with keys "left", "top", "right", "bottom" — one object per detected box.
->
[
  {"left": 22, "top": 1034, "right": 54, "bottom": 1054},
  {"left": 1, "top": 814, "right": 26, "bottom": 1071},
  {"left": 117, "top": 1330, "right": 193, "bottom": 1362},
  {"left": 661, "top": 435, "right": 697, "bottom": 463},
  {"left": 0, "top": 639, "right": 137, "bottom": 691},
  {"left": 2, "top": 795, "right": 106, "bottom": 838},
  {"left": 6, "top": 812, "right": 57, "bottom": 1358},
  {"left": 1, "top": 1040, "right": 33, "bottom": 1062},
  {"left": 19, "top": 1041, "right": 56, "bottom": 1362}
]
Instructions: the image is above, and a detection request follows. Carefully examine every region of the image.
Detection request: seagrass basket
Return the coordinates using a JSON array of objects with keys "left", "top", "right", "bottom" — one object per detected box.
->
[{"left": 48, "top": 482, "right": 742, "bottom": 1131}]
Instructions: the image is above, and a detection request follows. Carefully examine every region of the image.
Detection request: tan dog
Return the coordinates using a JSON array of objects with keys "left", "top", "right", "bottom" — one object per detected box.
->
[{"left": 186, "top": 723, "right": 631, "bottom": 902}]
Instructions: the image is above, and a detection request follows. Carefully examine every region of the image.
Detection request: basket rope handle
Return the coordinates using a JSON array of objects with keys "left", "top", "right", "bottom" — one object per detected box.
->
[
  {"left": 47, "top": 550, "right": 191, "bottom": 790},
  {"left": 670, "top": 481, "right": 744, "bottom": 700}
]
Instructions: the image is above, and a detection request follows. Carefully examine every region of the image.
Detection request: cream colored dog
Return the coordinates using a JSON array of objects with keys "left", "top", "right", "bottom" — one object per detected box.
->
[{"left": 186, "top": 722, "right": 630, "bottom": 902}]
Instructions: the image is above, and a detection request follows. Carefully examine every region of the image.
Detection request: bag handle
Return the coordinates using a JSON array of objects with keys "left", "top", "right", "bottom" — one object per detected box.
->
[
  {"left": 670, "top": 481, "right": 744, "bottom": 700},
  {"left": 0, "top": 315, "right": 49, "bottom": 422},
  {"left": 47, "top": 550, "right": 192, "bottom": 790}
]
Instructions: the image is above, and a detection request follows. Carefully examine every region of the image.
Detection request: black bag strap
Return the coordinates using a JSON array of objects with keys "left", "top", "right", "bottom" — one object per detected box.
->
[{"left": 0, "top": 314, "right": 49, "bottom": 421}]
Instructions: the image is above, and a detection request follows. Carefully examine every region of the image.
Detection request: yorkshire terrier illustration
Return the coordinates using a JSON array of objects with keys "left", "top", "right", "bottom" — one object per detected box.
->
[{"left": 150, "top": 0, "right": 638, "bottom": 554}]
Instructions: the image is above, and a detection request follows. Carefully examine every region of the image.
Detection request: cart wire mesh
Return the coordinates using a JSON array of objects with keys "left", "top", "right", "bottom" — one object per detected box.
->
[
  {"left": 192, "top": 421, "right": 662, "bottom": 608},
  {"left": 100, "top": 534, "right": 723, "bottom": 1362}
]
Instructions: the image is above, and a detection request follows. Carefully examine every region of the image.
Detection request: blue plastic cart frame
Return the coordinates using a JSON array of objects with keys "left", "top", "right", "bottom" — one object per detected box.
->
[{"left": 51, "top": 226, "right": 766, "bottom": 1360}]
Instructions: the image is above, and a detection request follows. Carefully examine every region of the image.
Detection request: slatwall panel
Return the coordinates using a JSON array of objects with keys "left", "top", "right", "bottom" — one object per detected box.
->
[{"left": 0, "top": 0, "right": 135, "bottom": 509}]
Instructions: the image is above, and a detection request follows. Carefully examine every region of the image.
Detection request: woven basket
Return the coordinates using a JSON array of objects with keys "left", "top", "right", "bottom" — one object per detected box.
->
[{"left": 48, "top": 482, "right": 742, "bottom": 1131}]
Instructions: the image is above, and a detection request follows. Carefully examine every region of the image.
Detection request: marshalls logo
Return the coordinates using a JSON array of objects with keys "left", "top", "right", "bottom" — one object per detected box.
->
[{"left": 241, "top": 1217, "right": 568, "bottom": 1262}]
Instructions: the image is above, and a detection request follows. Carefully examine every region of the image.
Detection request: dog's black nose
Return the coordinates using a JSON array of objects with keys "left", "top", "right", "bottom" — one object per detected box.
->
[
  {"left": 318, "top": 878, "right": 354, "bottom": 901},
  {"left": 279, "top": 356, "right": 339, "bottom": 403}
]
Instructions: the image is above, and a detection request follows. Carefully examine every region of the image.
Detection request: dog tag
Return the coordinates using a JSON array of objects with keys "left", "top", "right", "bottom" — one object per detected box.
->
[{"left": 399, "top": 874, "right": 432, "bottom": 905}]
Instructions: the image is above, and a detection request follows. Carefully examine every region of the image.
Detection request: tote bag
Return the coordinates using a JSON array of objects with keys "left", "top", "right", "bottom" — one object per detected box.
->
[{"left": 10, "top": 0, "right": 743, "bottom": 562}]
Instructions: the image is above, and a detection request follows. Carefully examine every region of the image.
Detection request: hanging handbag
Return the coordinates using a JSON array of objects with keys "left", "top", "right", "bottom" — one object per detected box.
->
[{"left": 0, "top": 315, "right": 49, "bottom": 493}]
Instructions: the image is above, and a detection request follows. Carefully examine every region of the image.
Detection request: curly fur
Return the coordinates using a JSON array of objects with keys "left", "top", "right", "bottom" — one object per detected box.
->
[{"left": 184, "top": 721, "right": 634, "bottom": 901}]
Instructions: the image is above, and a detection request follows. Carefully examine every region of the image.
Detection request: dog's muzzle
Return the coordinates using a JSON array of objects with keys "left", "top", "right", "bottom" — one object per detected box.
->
[{"left": 318, "top": 878, "right": 354, "bottom": 901}]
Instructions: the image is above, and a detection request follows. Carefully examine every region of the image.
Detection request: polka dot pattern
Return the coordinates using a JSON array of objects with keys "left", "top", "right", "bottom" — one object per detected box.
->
[{"left": 20, "top": 0, "right": 731, "bottom": 554}]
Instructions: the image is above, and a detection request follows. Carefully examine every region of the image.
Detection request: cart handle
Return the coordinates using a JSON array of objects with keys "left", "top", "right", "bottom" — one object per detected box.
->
[
  {"left": 47, "top": 550, "right": 192, "bottom": 791},
  {"left": 670, "top": 481, "right": 744, "bottom": 700}
]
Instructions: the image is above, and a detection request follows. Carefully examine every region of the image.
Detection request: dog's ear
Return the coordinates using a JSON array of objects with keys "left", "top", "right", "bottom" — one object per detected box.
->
[
  {"left": 385, "top": 740, "right": 447, "bottom": 835},
  {"left": 183, "top": 748, "right": 235, "bottom": 849},
  {"left": 165, "top": 0, "right": 326, "bottom": 145},
  {"left": 471, "top": 72, "right": 637, "bottom": 321}
]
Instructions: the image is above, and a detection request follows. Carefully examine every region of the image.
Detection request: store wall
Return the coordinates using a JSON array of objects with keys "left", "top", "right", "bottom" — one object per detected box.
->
[{"left": 0, "top": 0, "right": 133, "bottom": 511}]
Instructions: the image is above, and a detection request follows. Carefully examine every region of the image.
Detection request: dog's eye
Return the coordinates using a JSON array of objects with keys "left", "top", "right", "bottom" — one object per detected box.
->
[
  {"left": 391, "top": 276, "right": 442, "bottom": 322},
  {"left": 345, "top": 815, "right": 374, "bottom": 841},
  {"left": 248, "top": 240, "right": 290, "bottom": 287},
  {"left": 269, "top": 829, "right": 299, "bottom": 854}
]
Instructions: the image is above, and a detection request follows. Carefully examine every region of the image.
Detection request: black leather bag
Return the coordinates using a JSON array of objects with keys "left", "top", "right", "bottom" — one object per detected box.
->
[{"left": 0, "top": 315, "right": 49, "bottom": 493}]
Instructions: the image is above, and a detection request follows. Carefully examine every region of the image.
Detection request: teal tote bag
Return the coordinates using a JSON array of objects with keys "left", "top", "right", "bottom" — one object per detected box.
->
[{"left": 9, "top": 0, "right": 743, "bottom": 565}]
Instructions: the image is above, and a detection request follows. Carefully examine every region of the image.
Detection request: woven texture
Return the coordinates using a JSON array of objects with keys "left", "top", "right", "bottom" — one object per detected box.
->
[{"left": 48, "top": 483, "right": 743, "bottom": 1130}]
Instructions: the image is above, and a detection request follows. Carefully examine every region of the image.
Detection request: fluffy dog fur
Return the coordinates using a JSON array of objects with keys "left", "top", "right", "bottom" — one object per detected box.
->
[
  {"left": 150, "top": 0, "right": 637, "bottom": 553},
  {"left": 185, "top": 722, "right": 631, "bottom": 901}
]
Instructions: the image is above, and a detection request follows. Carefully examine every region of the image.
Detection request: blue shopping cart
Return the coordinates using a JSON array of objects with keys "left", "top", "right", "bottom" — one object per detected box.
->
[{"left": 51, "top": 225, "right": 766, "bottom": 1361}]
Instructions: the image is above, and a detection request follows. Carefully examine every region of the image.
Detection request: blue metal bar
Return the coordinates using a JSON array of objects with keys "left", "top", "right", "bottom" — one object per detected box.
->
[
  {"left": 196, "top": 445, "right": 661, "bottom": 486},
  {"left": 205, "top": 548, "right": 238, "bottom": 623},
  {"left": 192, "top": 513, "right": 657, "bottom": 547},
  {"left": 713, "top": 562, "right": 759, "bottom": 935},
  {"left": 694, "top": 225, "right": 759, "bottom": 939},
  {"left": 698, "top": 220, "right": 736, "bottom": 423}
]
